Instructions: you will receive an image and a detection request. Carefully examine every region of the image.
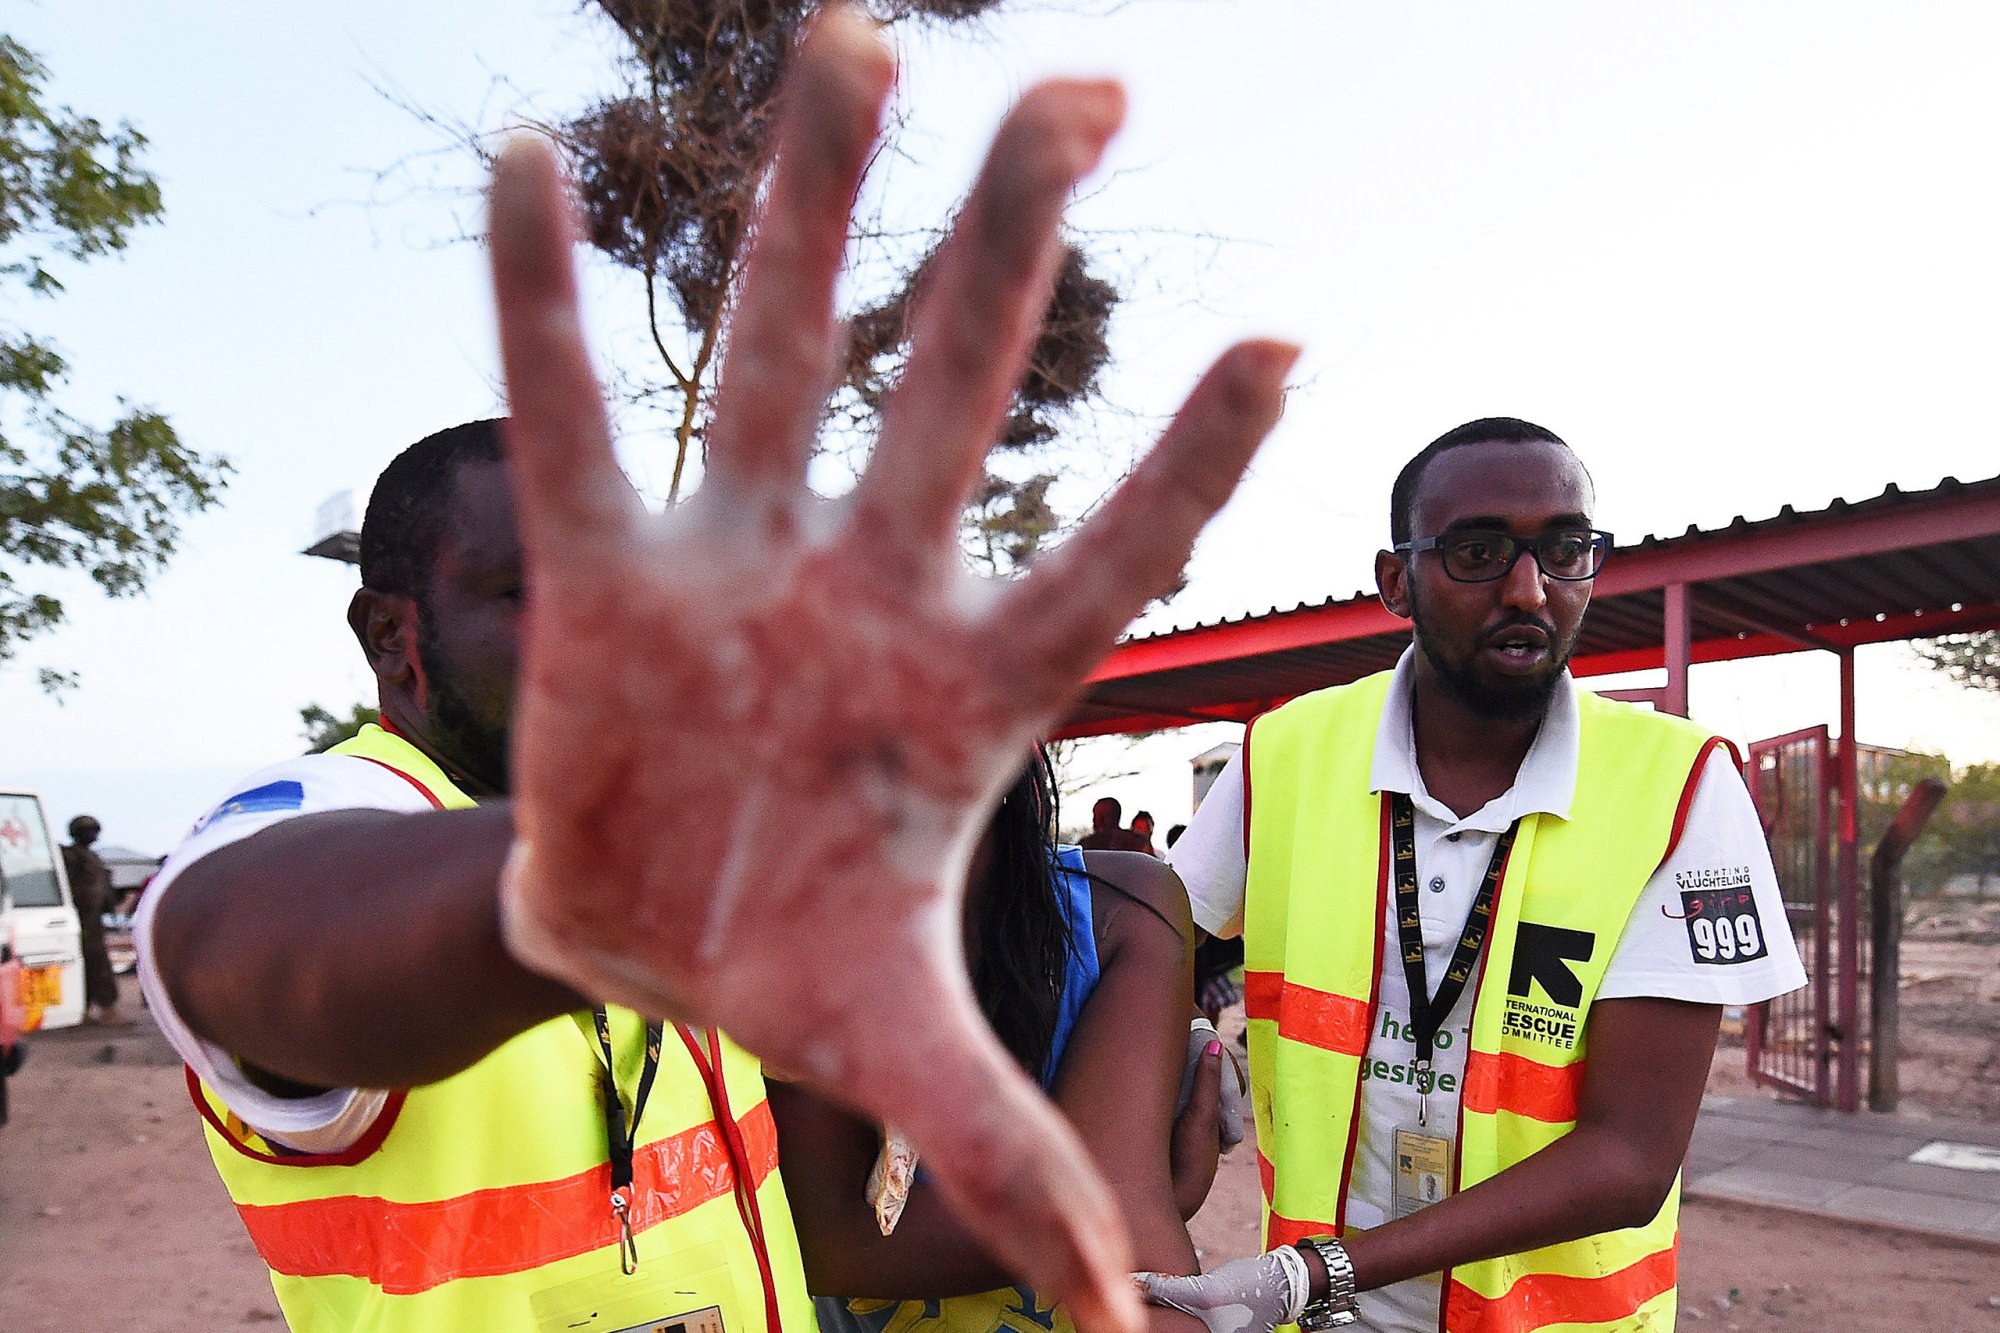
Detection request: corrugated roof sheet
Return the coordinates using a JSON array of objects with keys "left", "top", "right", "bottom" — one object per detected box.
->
[{"left": 1060, "top": 473, "right": 2000, "bottom": 737}]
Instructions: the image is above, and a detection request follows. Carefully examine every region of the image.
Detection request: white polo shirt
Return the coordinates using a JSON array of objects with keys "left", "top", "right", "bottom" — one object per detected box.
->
[{"left": 1168, "top": 650, "right": 1805, "bottom": 1332}]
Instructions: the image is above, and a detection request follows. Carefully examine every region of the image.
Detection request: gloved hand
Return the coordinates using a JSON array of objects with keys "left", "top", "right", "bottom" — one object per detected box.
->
[
  {"left": 1170, "top": 1027, "right": 1222, "bottom": 1217},
  {"left": 1135, "top": 1247, "right": 1309, "bottom": 1333},
  {"left": 1177, "top": 1018, "right": 1247, "bottom": 1150}
]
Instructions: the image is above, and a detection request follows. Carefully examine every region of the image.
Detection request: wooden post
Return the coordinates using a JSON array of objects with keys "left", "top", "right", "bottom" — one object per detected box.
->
[
  {"left": 1835, "top": 649, "right": 1862, "bottom": 1113},
  {"left": 1869, "top": 778, "right": 1947, "bottom": 1113}
]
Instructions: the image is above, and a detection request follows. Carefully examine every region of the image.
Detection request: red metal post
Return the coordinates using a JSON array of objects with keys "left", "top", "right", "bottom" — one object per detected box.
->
[
  {"left": 1660, "top": 582, "right": 1691, "bottom": 717},
  {"left": 1743, "top": 728, "right": 1835, "bottom": 1103},
  {"left": 1813, "top": 729, "right": 1833, "bottom": 1107},
  {"left": 1835, "top": 648, "right": 1862, "bottom": 1112}
]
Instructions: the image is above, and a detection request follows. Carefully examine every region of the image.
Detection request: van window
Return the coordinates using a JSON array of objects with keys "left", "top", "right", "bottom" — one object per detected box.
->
[{"left": 0, "top": 796, "right": 64, "bottom": 909}]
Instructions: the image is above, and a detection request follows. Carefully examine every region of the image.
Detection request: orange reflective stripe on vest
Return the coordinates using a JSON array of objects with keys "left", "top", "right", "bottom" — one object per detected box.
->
[
  {"left": 1244, "top": 673, "right": 1712, "bottom": 1332},
  {"left": 1444, "top": 1241, "right": 1678, "bottom": 1333},
  {"left": 1458, "top": 1049, "right": 1583, "bottom": 1124},
  {"left": 1243, "top": 972, "right": 1372, "bottom": 1058},
  {"left": 232, "top": 1099, "right": 779, "bottom": 1294},
  {"left": 185, "top": 724, "right": 816, "bottom": 1332}
]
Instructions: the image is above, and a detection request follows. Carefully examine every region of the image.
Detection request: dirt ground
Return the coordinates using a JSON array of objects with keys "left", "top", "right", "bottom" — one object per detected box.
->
[
  {"left": 1884, "top": 900, "right": 2000, "bottom": 1122},
  {"left": 0, "top": 1016, "right": 283, "bottom": 1329},
  {"left": 1704, "top": 899, "right": 2000, "bottom": 1123},
  {"left": 4, "top": 976, "right": 1997, "bottom": 1331}
]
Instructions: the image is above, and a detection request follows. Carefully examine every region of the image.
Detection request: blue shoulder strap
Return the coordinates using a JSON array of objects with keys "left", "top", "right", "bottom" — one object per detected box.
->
[{"left": 1042, "top": 845, "right": 1102, "bottom": 1087}]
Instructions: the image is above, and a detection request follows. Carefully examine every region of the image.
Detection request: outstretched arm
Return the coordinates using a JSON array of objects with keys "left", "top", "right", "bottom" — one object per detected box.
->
[
  {"left": 153, "top": 9, "right": 1292, "bottom": 1328},
  {"left": 488, "top": 13, "right": 1290, "bottom": 1329},
  {"left": 150, "top": 805, "right": 583, "bottom": 1091}
]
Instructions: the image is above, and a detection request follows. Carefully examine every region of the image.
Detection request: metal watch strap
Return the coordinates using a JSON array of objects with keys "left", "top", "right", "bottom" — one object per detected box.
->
[{"left": 1293, "top": 1235, "right": 1359, "bottom": 1330}]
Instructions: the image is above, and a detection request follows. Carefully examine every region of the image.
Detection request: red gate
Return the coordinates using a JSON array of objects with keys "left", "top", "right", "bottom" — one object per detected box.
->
[{"left": 1744, "top": 727, "right": 1835, "bottom": 1104}]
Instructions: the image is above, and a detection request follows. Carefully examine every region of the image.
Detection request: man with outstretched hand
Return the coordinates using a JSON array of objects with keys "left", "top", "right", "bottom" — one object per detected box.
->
[
  {"left": 1143, "top": 420, "right": 1803, "bottom": 1332},
  {"left": 135, "top": 9, "right": 1295, "bottom": 1331}
]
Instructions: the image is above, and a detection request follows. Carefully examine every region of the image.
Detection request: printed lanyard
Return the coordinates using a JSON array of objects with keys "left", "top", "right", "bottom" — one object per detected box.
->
[
  {"left": 1389, "top": 793, "right": 1518, "bottom": 1126},
  {"left": 590, "top": 1013, "right": 785, "bottom": 1329},
  {"left": 592, "top": 1006, "right": 665, "bottom": 1274}
]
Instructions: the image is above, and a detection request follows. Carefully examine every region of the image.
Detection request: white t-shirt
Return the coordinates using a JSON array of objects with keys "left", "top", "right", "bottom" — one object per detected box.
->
[
  {"left": 1167, "top": 652, "right": 1806, "bottom": 1333},
  {"left": 134, "top": 753, "right": 435, "bottom": 1152}
]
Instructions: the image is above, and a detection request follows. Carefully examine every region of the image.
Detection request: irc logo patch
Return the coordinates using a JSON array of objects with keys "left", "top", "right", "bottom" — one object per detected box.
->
[
  {"left": 1500, "top": 922, "right": 1596, "bottom": 1050},
  {"left": 195, "top": 780, "right": 305, "bottom": 832}
]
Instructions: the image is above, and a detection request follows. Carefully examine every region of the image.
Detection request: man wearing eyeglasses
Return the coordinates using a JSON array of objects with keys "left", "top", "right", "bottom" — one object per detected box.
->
[{"left": 1144, "top": 419, "right": 1803, "bottom": 1333}]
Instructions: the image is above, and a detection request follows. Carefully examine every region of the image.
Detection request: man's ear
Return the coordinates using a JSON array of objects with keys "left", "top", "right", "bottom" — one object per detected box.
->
[
  {"left": 348, "top": 588, "right": 420, "bottom": 689},
  {"left": 1376, "top": 549, "right": 1412, "bottom": 620}
]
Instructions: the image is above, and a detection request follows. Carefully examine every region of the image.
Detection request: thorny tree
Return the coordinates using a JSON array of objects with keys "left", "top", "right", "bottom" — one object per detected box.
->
[{"left": 473, "top": 0, "right": 1121, "bottom": 567}]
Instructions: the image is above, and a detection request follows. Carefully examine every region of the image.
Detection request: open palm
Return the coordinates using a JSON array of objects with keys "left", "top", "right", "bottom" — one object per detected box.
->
[{"left": 489, "top": 12, "right": 1294, "bottom": 1333}]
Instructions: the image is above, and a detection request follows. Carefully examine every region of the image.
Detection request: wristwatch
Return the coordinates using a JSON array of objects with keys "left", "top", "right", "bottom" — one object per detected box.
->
[{"left": 1292, "top": 1235, "right": 1360, "bottom": 1330}]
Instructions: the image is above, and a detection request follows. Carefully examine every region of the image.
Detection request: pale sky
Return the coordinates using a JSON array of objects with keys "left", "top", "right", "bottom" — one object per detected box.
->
[{"left": 8, "top": 2, "right": 2000, "bottom": 850}]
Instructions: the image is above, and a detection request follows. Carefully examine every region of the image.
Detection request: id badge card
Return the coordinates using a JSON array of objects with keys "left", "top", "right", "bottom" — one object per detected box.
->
[
  {"left": 1391, "top": 1127, "right": 1452, "bottom": 1219},
  {"left": 532, "top": 1240, "right": 740, "bottom": 1333}
]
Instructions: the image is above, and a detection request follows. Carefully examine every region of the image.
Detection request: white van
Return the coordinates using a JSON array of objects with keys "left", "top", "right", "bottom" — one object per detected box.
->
[{"left": 0, "top": 791, "right": 85, "bottom": 1033}]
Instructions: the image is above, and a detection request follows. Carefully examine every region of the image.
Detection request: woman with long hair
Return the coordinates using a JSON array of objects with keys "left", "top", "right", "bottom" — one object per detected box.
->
[{"left": 770, "top": 746, "right": 1215, "bottom": 1333}]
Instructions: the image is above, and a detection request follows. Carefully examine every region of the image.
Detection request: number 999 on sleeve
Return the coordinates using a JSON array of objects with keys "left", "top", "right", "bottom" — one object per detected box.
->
[{"left": 1678, "top": 888, "right": 1768, "bottom": 965}]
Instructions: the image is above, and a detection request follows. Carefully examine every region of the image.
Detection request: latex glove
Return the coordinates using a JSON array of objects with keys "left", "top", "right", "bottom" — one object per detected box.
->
[
  {"left": 1136, "top": 1247, "right": 1309, "bottom": 1333},
  {"left": 1171, "top": 1025, "right": 1223, "bottom": 1218},
  {"left": 486, "top": 9, "right": 1295, "bottom": 1333},
  {"left": 1177, "top": 1018, "right": 1247, "bottom": 1151}
]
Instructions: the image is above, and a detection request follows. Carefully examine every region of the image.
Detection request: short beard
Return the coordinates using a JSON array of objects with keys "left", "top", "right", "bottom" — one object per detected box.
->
[
  {"left": 416, "top": 613, "right": 511, "bottom": 793},
  {"left": 1410, "top": 601, "right": 1571, "bottom": 726}
]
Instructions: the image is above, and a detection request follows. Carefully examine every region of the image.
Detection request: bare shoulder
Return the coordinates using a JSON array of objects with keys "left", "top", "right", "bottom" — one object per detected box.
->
[{"left": 1078, "top": 850, "right": 1194, "bottom": 960}]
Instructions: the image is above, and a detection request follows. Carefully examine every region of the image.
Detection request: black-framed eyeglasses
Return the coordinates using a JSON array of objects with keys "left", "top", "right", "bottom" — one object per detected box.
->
[{"left": 1393, "top": 528, "right": 1613, "bottom": 583}]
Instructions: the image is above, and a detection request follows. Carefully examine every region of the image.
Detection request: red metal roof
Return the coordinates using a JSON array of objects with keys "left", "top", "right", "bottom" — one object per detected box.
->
[{"left": 1056, "top": 474, "right": 2000, "bottom": 738}]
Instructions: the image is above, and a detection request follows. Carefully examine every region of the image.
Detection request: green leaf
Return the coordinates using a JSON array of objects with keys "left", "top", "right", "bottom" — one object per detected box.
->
[
  {"left": 0, "top": 36, "right": 227, "bottom": 674},
  {"left": 301, "top": 702, "right": 382, "bottom": 754}
]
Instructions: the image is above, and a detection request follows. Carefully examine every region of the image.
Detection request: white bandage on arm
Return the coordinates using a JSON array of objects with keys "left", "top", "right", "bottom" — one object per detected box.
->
[{"left": 135, "top": 753, "right": 430, "bottom": 1154}]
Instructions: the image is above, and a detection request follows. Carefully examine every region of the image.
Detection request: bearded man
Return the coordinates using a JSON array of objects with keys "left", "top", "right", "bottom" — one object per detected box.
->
[{"left": 1147, "top": 418, "right": 1804, "bottom": 1333}]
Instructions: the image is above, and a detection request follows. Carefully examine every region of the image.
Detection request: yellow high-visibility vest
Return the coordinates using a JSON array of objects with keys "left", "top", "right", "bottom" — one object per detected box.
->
[
  {"left": 1243, "top": 674, "right": 1725, "bottom": 1332},
  {"left": 189, "top": 724, "right": 815, "bottom": 1332}
]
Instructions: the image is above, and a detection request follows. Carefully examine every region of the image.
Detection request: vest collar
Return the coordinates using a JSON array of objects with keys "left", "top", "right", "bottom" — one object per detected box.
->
[
  {"left": 1367, "top": 646, "right": 1580, "bottom": 830},
  {"left": 344, "top": 723, "right": 477, "bottom": 809}
]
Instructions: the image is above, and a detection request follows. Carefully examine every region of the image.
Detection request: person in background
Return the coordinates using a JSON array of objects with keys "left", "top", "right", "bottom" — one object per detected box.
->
[
  {"left": 1080, "top": 797, "right": 1146, "bottom": 853},
  {"left": 62, "top": 815, "right": 129, "bottom": 1026},
  {"left": 774, "top": 749, "right": 1220, "bottom": 1333},
  {"left": 1129, "top": 811, "right": 1159, "bottom": 857}
]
